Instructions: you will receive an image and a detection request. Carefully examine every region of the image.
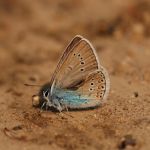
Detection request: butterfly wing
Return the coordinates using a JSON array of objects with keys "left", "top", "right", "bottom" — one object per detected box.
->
[
  {"left": 50, "top": 35, "right": 82, "bottom": 84},
  {"left": 53, "top": 68, "right": 110, "bottom": 109},
  {"left": 50, "top": 36, "right": 110, "bottom": 109},
  {"left": 51, "top": 38, "right": 99, "bottom": 90}
]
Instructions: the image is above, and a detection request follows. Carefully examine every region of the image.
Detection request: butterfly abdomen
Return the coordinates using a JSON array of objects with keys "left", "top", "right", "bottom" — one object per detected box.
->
[{"left": 53, "top": 88, "right": 101, "bottom": 110}]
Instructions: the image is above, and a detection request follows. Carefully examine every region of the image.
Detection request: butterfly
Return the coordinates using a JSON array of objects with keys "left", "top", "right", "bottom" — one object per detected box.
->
[{"left": 39, "top": 35, "right": 110, "bottom": 112}]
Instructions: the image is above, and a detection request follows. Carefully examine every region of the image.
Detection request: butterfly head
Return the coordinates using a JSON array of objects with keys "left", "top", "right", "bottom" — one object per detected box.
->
[
  {"left": 42, "top": 88, "right": 52, "bottom": 108},
  {"left": 41, "top": 88, "right": 62, "bottom": 111}
]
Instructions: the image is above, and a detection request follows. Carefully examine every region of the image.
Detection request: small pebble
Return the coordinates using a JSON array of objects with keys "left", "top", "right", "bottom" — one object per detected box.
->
[
  {"left": 29, "top": 74, "right": 39, "bottom": 82},
  {"left": 12, "top": 125, "right": 23, "bottom": 131},
  {"left": 134, "top": 92, "right": 139, "bottom": 98},
  {"left": 118, "top": 134, "right": 136, "bottom": 150}
]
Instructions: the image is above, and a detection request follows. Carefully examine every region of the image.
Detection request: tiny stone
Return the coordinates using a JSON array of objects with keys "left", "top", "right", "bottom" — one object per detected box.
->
[
  {"left": 29, "top": 74, "right": 39, "bottom": 82},
  {"left": 93, "top": 114, "right": 97, "bottom": 118},
  {"left": 134, "top": 92, "right": 139, "bottom": 98},
  {"left": 12, "top": 125, "right": 23, "bottom": 131},
  {"left": 118, "top": 134, "right": 136, "bottom": 150}
]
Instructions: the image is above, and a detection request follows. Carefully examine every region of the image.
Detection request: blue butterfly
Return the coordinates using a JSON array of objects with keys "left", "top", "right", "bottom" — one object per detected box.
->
[{"left": 39, "top": 35, "right": 110, "bottom": 112}]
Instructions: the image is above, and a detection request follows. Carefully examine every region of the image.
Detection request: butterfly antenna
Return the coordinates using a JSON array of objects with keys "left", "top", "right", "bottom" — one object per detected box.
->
[{"left": 24, "top": 83, "right": 42, "bottom": 87}]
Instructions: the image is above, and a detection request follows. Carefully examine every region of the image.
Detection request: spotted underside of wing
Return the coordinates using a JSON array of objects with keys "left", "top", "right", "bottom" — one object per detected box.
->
[{"left": 53, "top": 69, "right": 108, "bottom": 109}]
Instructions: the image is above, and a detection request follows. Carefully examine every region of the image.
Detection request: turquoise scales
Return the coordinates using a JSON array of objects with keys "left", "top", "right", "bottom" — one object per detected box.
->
[
  {"left": 41, "top": 35, "right": 110, "bottom": 111},
  {"left": 52, "top": 89, "right": 90, "bottom": 108}
]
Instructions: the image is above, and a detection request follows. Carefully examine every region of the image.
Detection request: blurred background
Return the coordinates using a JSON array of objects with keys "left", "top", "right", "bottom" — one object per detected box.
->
[
  {"left": 0, "top": 0, "right": 150, "bottom": 150},
  {"left": 0, "top": 0, "right": 150, "bottom": 83}
]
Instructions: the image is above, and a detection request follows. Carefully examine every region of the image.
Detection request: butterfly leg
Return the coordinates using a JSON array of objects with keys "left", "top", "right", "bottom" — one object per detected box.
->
[
  {"left": 57, "top": 104, "right": 63, "bottom": 112},
  {"left": 40, "top": 102, "right": 46, "bottom": 112},
  {"left": 56, "top": 105, "right": 66, "bottom": 118},
  {"left": 59, "top": 99, "right": 68, "bottom": 112},
  {"left": 55, "top": 101, "right": 69, "bottom": 117},
  {"left": 59, "top": 99, "right": 74, "bottom": 118},
  {"left": 46, "top": 103, "right": 49, "bottom": 111},
  {"left": 65, "top": 104, "right": 68, "bottom": 112}
]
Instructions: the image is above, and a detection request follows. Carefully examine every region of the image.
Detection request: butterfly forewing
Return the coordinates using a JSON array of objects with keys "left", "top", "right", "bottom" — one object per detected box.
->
[{"left": 51, "top": 39, "right": 99, "bottom": 90}]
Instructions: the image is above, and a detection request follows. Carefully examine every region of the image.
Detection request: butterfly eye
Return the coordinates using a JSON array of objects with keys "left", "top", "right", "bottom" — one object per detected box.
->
[{"left": 43, "top": 90, "right": 49, "bottom": 98}]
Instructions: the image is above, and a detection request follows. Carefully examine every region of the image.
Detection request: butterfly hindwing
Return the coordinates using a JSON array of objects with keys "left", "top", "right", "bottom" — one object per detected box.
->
[{"left": 52, "top": 68, "right": 109, "bottom": 109}]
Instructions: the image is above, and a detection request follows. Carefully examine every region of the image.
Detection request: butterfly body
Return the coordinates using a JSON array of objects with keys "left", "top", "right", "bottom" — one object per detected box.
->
[
  {"left": 41, "top": 35, "right": 110, "bottom": 112},
  {"left": 55, "top": 89, "right": 100, "bottom": 108}
]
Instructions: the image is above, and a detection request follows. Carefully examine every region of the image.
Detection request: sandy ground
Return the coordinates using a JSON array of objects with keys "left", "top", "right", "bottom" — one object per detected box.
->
[{"left": 0, "top": 0, "right": 150, "bottom": 150}]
